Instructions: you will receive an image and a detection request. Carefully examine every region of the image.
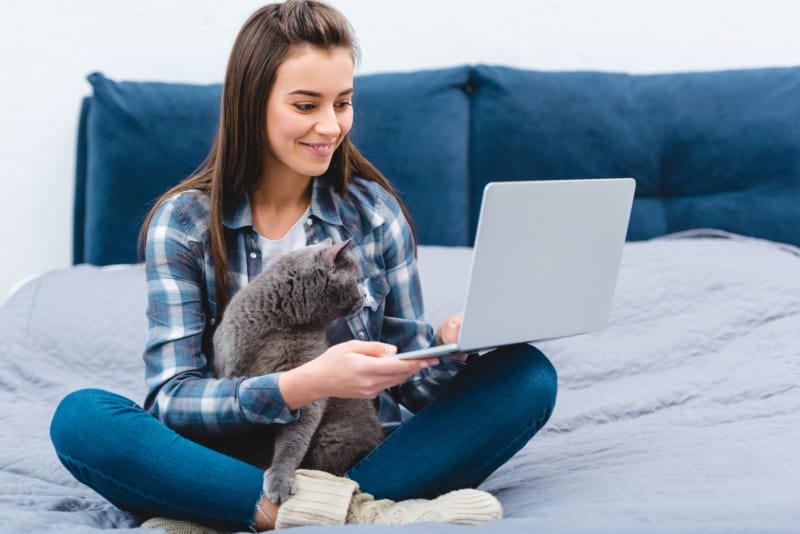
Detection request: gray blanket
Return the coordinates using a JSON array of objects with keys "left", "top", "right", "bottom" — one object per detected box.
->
[{"left": 1, "top": 232, "right": 799, "bottom": 533}]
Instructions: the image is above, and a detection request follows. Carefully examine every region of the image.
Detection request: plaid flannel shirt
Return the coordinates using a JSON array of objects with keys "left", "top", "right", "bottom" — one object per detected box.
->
[{"left": 143, "top": 176, "right": 464, "bottom": 439}]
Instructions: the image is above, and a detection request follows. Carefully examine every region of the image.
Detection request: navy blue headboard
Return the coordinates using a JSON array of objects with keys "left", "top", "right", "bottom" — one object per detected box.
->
[{"left": 74, "top": 66, "right": 800, "bottom": 265}]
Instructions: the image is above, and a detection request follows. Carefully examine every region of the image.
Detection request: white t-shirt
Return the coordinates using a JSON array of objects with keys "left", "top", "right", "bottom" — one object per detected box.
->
[{"left": 257, "top": 208, "right": 309, "bottom": 270}]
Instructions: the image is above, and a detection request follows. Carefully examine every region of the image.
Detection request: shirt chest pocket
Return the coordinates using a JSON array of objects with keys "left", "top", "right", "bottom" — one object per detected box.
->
[
  {"left": 357, "top": 274, "right": 391, "bottom": 339},
  {"left": 359, "top": 275, "right": 390, "bottom": 312}
]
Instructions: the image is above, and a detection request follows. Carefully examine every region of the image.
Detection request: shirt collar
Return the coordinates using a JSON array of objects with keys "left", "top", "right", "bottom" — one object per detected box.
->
[
  {"left": 222, "top": 177, "right": 345, "bottom": 231},
  {"left": 222, "top": 192, "right": 254, "bottom": 230},
  {"left": 309, "top": 176, "right": 345, "bottom": 228}
]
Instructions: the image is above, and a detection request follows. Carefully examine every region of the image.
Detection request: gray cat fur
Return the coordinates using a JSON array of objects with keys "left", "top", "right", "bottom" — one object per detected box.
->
[{"left": 213, "top": 239, "right": 385, "bottom": 503}]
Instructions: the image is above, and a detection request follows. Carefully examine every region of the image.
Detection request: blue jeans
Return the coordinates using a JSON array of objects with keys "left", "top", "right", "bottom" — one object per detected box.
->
[{"left": 50, "top": 344, "right": 556, "bottom": 532}]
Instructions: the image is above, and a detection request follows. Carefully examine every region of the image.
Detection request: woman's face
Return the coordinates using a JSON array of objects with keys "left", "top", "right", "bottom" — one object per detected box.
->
[{"left": 264, "top": 45, "right": 355, "bottom": 183}]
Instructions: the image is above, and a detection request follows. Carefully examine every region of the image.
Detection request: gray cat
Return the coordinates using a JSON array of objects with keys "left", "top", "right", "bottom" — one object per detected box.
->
[{"left": 213, "top": 239, "right": 385, "bottom": 503}]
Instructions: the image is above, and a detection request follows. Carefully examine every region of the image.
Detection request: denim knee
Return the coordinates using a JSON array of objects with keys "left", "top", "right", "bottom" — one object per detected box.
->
[
  {"left": 488, "top": 344, "right": 558, "bottom": 422},
  {"left": 521, "top": 344, "right": 558, "bottom": 407},
  {"left": 51, "top": 389, "right": 94, "bottom": 454},
  {"left": 50, "top": 388, "right": 135, "bottom": 469}
]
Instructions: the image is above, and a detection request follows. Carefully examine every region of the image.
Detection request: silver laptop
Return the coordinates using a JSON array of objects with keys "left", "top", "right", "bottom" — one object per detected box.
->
[{"left": 396, "top": 178, "right": 636, "bottom": 360}]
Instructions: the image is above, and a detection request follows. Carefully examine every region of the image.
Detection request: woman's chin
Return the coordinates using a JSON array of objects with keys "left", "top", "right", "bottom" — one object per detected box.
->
[{"left": 294, "top": 161, "right": 333, "bottom": 178}]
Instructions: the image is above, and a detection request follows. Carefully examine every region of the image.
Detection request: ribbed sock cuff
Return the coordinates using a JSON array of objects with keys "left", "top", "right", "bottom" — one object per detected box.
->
[
  {"left": 274, "top": 469, "right": 359, "bottom": 529},
  {"left": 434, "top": 489, "right": 503, "bottom": 525}
]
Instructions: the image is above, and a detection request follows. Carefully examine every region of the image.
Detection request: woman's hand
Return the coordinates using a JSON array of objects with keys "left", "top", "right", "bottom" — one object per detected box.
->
[
  {"left": 436, "top": 312, "right": 463, "bottom": 345},
  {"left": 278, "top": 340, "right": 439, "bottom": 410},
  {"left": 436, "top": 312, "right": 468, "bottom": 362}
]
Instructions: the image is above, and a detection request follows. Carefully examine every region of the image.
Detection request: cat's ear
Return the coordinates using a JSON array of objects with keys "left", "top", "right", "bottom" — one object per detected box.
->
[{"left": 322, "top": 238, "right": 353, "bottom": 269}]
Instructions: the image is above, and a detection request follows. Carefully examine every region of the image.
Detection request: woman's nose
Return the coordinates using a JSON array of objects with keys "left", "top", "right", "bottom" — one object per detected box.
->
[{"left": 314, "top": 108, "right": 341, "bottom": 137}]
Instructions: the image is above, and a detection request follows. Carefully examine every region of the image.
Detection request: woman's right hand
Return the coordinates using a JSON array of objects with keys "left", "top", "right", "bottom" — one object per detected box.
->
[{"left": 278, "top": 340, "right": 439, "bottom": 411}]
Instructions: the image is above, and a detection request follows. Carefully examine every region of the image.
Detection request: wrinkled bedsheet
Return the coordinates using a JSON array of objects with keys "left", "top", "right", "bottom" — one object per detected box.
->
[{"left": 1, "top": 232, "right": 799, "bottom": 533}]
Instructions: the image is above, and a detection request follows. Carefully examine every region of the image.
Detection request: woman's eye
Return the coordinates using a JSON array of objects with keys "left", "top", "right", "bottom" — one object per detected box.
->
[{"left": 293, "top": 101, "right": 351, "bottom": 112}]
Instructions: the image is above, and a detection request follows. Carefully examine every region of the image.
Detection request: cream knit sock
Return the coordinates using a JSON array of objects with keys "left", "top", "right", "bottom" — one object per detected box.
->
[
  {"left": 347, "top": 488, "right": 503, "bottom": 526},
  {"left": 140, "top": 517, "right": 228, "bottom": 534},
  {"left": 273, "top": 469, "right": 502, "bottom": 529},
  {"left": 273, "top": 469, "right": 359, "bottom": 528}
]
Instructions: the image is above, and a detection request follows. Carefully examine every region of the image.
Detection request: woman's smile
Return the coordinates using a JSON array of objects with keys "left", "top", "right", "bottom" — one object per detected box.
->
[{"left": 300, "top": 141, "right": 336, "bottom": 159}]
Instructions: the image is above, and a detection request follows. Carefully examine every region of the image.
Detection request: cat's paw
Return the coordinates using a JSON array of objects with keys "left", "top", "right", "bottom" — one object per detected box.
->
[{"left": 263, "top": 469, "right": 297, "bottom": 504}]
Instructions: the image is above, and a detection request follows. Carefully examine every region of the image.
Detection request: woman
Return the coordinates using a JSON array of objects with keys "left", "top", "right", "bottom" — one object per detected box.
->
[{"left": 50, "top": 1, "right": 557, "bottom": 532}]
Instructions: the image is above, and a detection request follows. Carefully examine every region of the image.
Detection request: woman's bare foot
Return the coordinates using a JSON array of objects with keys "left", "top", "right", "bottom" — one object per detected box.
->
[{"left": 254, "top": 494, "right": 281, "bottom": 531}]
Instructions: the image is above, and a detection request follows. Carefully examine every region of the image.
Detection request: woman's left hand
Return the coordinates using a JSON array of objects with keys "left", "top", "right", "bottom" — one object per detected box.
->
[{"left": 436, "top": 312, "right": 468, "bottom": 362}]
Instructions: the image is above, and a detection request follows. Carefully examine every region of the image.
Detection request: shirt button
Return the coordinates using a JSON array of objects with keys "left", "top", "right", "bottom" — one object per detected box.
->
[
  {"left": 306, "top": 218, "right": 313, "bottom": 226},
  {"left": 210, "top": 317, "right": 216, "bottom": 326},
  {"left": 249, "top": 252, "right": 257, "bottom": 259},
  {"left": 358, "top": 331, "right": 365, "bottom": 339}
]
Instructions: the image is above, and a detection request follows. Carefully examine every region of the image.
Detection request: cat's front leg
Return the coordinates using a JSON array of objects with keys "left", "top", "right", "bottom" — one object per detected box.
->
[{"left": 263, "top": 398, "right": 326, "bottom": 503}]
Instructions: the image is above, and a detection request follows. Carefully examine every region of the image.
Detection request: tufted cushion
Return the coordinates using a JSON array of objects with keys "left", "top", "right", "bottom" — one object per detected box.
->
[
  {"left": 75, "top": 65, "right": 800, "bottom": 265},
  {"left": 77, "top": 73, "right": 221, "bottom": 265},
  {"left": 75, "top": 68, "right": 471, "bottom": 265},
  {"left": 350, "top": 66, "right": 471, "bottom": 246},
  {"left": 470, "top": 65, "right": 800, "bottom": 245}
]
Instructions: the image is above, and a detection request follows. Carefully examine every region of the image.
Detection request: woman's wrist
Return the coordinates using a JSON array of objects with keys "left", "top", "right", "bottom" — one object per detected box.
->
[{"left": 278, "top": 362, "right": 325, "bottom": 411}]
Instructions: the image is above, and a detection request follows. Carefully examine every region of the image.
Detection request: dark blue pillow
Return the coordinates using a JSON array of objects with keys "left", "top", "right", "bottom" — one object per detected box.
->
[
  {"left": 78, "top": 73, "right": 221, "bottom": 265},
  {"left": 352, "top": 66, "right": 471, "bottom": 246},
  {"left": 469, "top": 65, "right": 800, "bottom": 245},
  {"left": 76, "top": 65, "right": 800, "bottom": 264},
  {"left": 76, "top": 67, "right": 472, "bottom": 265}
]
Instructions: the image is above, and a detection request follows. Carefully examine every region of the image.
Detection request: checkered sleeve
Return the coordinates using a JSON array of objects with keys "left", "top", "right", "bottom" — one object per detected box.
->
[
  {"left": 380, "top": 197, "right": 467, "bottom": 413},
  {"left": 142, "top": 195, "right": 299, "bottom": 438}
]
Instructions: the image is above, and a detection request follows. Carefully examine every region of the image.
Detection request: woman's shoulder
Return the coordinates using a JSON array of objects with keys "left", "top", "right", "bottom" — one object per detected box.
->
[{"left": 150, "top": 189, "right": 211, "bottom": 243}]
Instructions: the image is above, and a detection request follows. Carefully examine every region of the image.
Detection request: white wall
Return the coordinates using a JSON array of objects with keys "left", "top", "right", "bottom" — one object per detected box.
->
[{"left": 1, "top": 0, "right": 799, "bottom": 303}]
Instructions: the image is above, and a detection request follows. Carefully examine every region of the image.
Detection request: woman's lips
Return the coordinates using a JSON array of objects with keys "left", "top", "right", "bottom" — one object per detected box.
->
[{"left": 300, "top": 142, "right": 334, "bottom": 158}]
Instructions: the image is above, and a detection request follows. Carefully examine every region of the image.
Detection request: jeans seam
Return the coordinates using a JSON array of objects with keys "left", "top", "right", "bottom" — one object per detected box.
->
[
  {"left": 448, "top": 406, "right": 553, "bottom": 492},
  {"left": 56, "top": 450, "right": 252, "bottom": 529},
  {"left": 349, "top": 349, "right": 555, "bottom": 495},
  {"left": 345, "top": 394, "right": 430, "bottom": 480},
  {"left": 354, "top": 351, "right": 505, "bottom": 477}
]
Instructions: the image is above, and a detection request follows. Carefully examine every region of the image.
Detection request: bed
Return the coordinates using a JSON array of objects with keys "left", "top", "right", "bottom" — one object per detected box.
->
[{"left": 1, "top": 65, "right": 799, "bottom": 533}]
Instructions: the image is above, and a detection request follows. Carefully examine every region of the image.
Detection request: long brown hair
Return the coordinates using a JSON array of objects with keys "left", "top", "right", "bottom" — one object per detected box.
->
[{"left": 140, "top": 0, "right": 414, "bottom": 319}]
